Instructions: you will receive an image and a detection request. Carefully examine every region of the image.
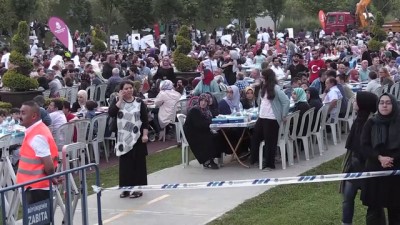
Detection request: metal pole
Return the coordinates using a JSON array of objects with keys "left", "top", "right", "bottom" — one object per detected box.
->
[
  {"left": 21, "top": 188, "right": 27, "bottom": 225},
  {"left": 49, "top": 179, "right": 54, "bottom": 225},
  {"left": 80, "top": 169, "right": 89, "bottom": 225},
  {"left": 1, "top": 192, "right": 7, "bottom": 225},
  {"left": 65, "top": 173, "right": 72, "bottom": 225},
  {"left": 95, "top": 165, "right": 103, "bottom": 225}
]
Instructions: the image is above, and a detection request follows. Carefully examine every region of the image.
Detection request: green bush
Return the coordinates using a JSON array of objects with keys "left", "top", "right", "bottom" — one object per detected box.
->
[
  {"left": 174, "top": 25, "right": 197, "bottom": 72},
  {"left": 368, "top": 39, "right": 384, "bottom": 52},
  {"left": 248, "top": 18, "right": 258, "bottom": 45},
  {"left": 371, "top": 26, "right": 387, "bottom": 42},
  {"left": 92, "top": 38, "right": 107, "bottom": 53},
  {"left": 9, "top": 51, "right": 33, "bottom": 75},
  {"left": 177, "top": 25, "right": 191, "bottom": 40},
  {"left": 44, "top": 97, "right": 66, "bottom": 108},
  {"left": 11, "top": 21, "right": 30, "bottom": 56},
  {"left": 375, "top": 12, "right": 384, "bottom": 26},
  {"left": 92, "top": 24, "right": 107, "bottom": 42},
  {"left": 2, "top": 70, "right": 39, "bottom": 91},
  {"left": 278, "top": 17, "right": 320, "bottom": 34},
  {"left": 174, "top": 53, "right": 197, "bottom": 72},
  {"left": 175, "top": 36, "right": 192, "bottom": 55},
  {"left": 0, "top": 102, "right": 12, "bottom": 110}
]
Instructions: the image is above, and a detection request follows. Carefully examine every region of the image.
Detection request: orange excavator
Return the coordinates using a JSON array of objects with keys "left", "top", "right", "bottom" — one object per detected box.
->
[{"left": 355, "top": 0, "right": 371, "bottom": 28}]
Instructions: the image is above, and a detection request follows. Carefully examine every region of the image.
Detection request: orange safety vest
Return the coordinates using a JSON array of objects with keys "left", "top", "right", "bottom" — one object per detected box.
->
[{"left": 16, "top": 121, "right": 58, "bottom": 189}]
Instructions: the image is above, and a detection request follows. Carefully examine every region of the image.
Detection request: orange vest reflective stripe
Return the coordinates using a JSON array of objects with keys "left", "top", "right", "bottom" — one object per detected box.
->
[{"left": 16, "top": 121, "right": 58, "bottom": 189}]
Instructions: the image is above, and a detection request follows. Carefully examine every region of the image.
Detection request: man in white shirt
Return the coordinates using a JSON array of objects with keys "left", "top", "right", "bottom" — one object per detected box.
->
[
  {"left": 271, "top": 57, "right": 285, "bottom": 80},
  {"left": 1, "top": 47, "right": 10, "bottom": 69},
  {"left": 262, "top": 29, "right": 270, "bottom": 43},
  {"left": 257, "top": 31, "right": 263, "bottom": 42},
  {"left": 47, "top": 99, "right": 67, "bottom": 141},
  {"left": 132, "top": 36, "right": 140, "bottom": 52},
  {"left": 30, "top": 42, "right": 38, "bottom": 57},
  {"left": 323, "top": 77, "right": 343, "bottom": 121},
  {"left": 244, "top": 52, "right": 255, "bottom": 66},
  {"left": 365, "top": 70, "right": 381, "bottom": 94},
  {"left": 160, "top": 39, "right": 168, "bottom": 57}
]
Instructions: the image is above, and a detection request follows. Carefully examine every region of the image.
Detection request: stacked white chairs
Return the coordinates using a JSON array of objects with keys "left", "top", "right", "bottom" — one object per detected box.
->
[
  {"left": 176, "top": 114, "right": 190, "bottom": 167},
  {"left": 296, "top": 108, "right": 315, "bottom": 161},
  {"left": 56, "top": 121, "right": 75, "bottom": 151},
  {"left": 95, "top": 84, "right": 107, "bottom": 106},
  {"left": 87, "top": 114, "right": 108, "bottom": 164},
  {"left": 324, "top": 99, "right": 342, "bottom": 145},
  {"left": 310, "top": 106, "right": 327, "bottom": 156},
  {"left": 338, "top": 96, "right": 355, "bottom": 135},
  {"left": 390, "top": 82, "right": 400, "bottom": 99},
  {"left": 73, "top": 119, "right": 91, "bottom": 162},
  {"left": 85, "top": 84, "right": 96, "bottom": 101}
]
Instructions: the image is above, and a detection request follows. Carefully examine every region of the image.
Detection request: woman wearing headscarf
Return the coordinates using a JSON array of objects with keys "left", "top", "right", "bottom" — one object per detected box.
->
[
  {"left": 307, "top": 87, "right": 323, "bottom": 130},
  {"left": 153, "top": 80, "right": 181, "bottom": 140},
  {"left": 290, "top": 88, "right": 311, "bottom": 135},
  {"left": 193, "top": 69, "right": 221, "bottom": 96},
  {"left": 219, "top": 85, "right": 241, "bottom": 115},
  {"left": 153, "top": 57, "right": 175, "bottom": 83},
  {"left": 360, "top": 93, "right": 400, "bottom": 224},
  {"left": 241, "top": 86, "right": 257, "bottom": 110},
  {"left": 340, "top": 92, "right": 378, "bottom": 225},
  {"left": 71, "top": 90, "right": 88, "bottom": 113},
  {"left": 205, "top": 92, "right": 219, "bottom": 118},
  {"left": 184, "top": 93, "right": 222, "bottom": 169}
]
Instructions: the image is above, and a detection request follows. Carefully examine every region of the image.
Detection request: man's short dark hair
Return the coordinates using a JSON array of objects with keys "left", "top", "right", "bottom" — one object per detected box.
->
[
  {"left": 51, "top": 99, "right": 64, "bottom": 110},
  {"left": 22, "top": 101, "right": 40, "bottom": 115},
  {"left": 369, "top": 71, "right": 377, "bottom": 80},
  {"left": 318, "top": 69, "right": 327, "bottom": 78},
  {"left": 85, "top": 100, "right": 98, "bottom": 111},
  {"left": 291, "top": 77, "right": 301, "bottom": 85},
  {"left": 0, "top": 109, "right": 8, "bottom": 117},
  {"left": 326, "top": 70, "right": 337, "bottom": 78},
  {"left": 10, "top": 108, "right": 20, "bottom": 114},
  {"left": 63, "top": 101, "right": 71, "bottom": 111}
]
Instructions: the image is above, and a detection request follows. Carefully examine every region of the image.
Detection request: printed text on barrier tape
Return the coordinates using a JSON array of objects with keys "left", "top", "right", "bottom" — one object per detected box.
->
[{"left": 91, "top": 170, "right": 400, "bottom": 193}]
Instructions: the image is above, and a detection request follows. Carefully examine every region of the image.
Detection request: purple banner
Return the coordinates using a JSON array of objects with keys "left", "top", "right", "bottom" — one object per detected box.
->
[{"left": 48, "top": 17, "right": 73, "bottom": 52}]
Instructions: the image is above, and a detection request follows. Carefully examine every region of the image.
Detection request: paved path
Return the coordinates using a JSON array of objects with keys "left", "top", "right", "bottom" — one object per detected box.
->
[{"left": 53, "top": 140, "right": 347, "bottom": 225}]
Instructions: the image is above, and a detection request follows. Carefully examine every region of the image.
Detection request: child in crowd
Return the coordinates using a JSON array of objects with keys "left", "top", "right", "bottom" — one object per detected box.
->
[{"left": 85, "top": 100, "right": 98, "bottom": 120}]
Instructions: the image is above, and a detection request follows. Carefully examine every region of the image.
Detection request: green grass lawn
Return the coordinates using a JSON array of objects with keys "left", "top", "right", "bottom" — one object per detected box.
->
[{"left": 209, "top": 155, "right": 367, "bottom": 225}]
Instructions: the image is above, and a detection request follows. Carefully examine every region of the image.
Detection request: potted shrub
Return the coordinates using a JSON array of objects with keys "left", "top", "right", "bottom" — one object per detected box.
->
[
  {"left": 0, "top": 21, "right": 41, "bottom": 107},
  {"left": 173, "top": 25, "right": 200, "bottom": 80}
]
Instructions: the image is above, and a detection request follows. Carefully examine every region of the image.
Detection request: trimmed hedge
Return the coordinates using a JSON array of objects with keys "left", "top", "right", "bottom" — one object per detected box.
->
[
  {"left": 9, "top": 51, "right": 33, "bottom": 75},
  {"left": 2, "top": 70, "right": 39, "bottom": 91}
]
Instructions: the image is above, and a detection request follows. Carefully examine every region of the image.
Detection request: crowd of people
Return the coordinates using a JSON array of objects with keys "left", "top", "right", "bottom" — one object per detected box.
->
[{"left": 0, "top": 23, "right": 400, "bottom": 223}]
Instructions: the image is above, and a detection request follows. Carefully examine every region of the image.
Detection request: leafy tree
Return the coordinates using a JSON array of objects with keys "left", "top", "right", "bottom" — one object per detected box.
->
[
  {"left": 118, "top": 0, "right": 154, "bottom": 30},
  {"left": 152, "top": 0, "right": 183, "bottom": 47},
  {"left": 196, "top": 0, "right": 225, "bottom": 32},
  {"left": 226, "top": 0, "right": 264, "bottom": 44},
  {"left": 262, "top": 0, "right": 286, "bottom": 37},
  {"left": 0, "top": 0, "right": 16, "bottom": 34},
  {"left": 10, "top": 0, "right": 37, "bottom": 21},
  {"left": 67, "top": 0, "right": 92, "bottom": 31},
  {"left": 297, "top": 0, "right": 343, "bottom": 16},
  {"left": 372, "top": 0, "right": 392, "bottom": 17},
  {"left": 98, "top": 0, "right": 121, "bottom": 46}
]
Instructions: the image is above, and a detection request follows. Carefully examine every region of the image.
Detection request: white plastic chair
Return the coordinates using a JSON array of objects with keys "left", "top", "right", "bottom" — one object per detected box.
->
[
  {"left": 296, "top": 108, "right": 315, "bottom": 161},
  {"left": 61, "top": 142, "right": 88, "bottom": 170},
  {"left": 85, "top": 84, "right": 96, "bottom": 101},
  {"left": 382, "top": 84, "right": 389, "bottom": 93},
  {"left": 173, "top": 99, "right": 188, "bottom": 144},
  {"left": 88, "top": 114, "right": 108, "bottom": 164},
  {"left": 259, "top": 111, "right": 299, "bottom": 170},
  {"left": 338, "top": 96, "right": 355, "bottom": 135},
  {"left": 310, "top": 106, "right": 327, "bottom": 156},
  {"left": 67, "top": 86, "right": 79, "bottom": 105},
  {"left": 58, "top": 87, "right": 68, "bottom": 98},
  {"left": 95, "top": 84, "right": 107, "bottom": 106},
  {"left": 324, "top": 99, "right": 342, "bottom": 145},
  {"left": 73, "top": 119, "right": 91, "bottom": 162},
  {"left": 177, "top": 114, "right": 190, "bottom": 167},
  {"left": 285, "top": 111, "right": 300, "bottom": 164},
  {"left": 390, "top": 82, "right": 400, "bottom": 99},
  {"left": 55, "top": 122, "right": 75, "bottom": 151}
]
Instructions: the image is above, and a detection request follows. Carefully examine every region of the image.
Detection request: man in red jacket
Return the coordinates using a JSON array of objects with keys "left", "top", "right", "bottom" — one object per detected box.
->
[{"left": 308, "top": 49, "right": 326, "bottom": 83}]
